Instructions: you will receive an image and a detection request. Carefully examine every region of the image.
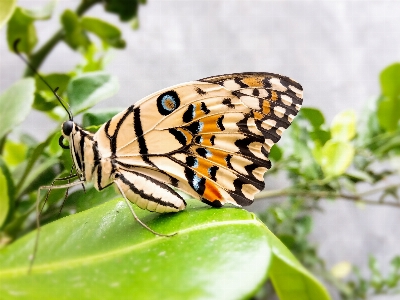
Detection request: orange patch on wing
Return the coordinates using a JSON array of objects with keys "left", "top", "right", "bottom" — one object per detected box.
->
[
  {"left": 270, "top": 90, "right": 278, "bottom": 101},
  {"left": 253, "top": 111, "right": 264, "bottom": 120},
  {"left": 202, "top": 115, "right": 224, "bottom": 133},
  {"left": 195, "top": 159, "right": 213, "bottom": 178},
  {"left": 262, "top": 100, "right": 271, "bottom": 114},
  {"left": 241, "top": 76, "right": 264, "bottom": 88},
  {"left": 205, "top": 149, "right": 229, "bottom": 168},
  {"left": 203, "top": 180, "right": 222, "bottom": 200}
]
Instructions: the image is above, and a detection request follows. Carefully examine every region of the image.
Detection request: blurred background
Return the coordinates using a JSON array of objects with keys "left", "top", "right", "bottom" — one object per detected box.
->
[{"left": 1, "top": 1, "right": 400, "bottom": 299}]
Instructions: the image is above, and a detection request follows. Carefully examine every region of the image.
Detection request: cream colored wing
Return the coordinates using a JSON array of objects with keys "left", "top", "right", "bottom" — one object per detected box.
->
[{"left": 94, "top": 72, "right": 303, "bottom": 208}]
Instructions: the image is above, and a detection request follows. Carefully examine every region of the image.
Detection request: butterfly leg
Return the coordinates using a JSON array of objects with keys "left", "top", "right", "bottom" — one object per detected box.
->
[
  {"left": 114, "top": 180, "right": 177, "bottom": 237},
  {"left": 29, "top": 180, "right": 85, "bottom": 274}
]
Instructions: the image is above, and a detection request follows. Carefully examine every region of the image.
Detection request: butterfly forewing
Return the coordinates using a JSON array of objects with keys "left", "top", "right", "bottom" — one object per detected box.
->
[{"left": 93, "top": 72, "right": 303, "bottom": 210}]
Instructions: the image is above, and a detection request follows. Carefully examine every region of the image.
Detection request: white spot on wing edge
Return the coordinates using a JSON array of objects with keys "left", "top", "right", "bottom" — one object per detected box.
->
[
  {"left": 241, "top": 183, "right": 259, "bottom": 199},
  {"left": 269, "top": 77, "right": 287, "bottom": 92},
  {"left": 281, "top": 94, "right": 293, "bottom": 106},
  {"left": 264, "top": 139, "right": 274, "bottom": 151},
  {"left": 262, "top": 119, "right": 277, "bottom": 130},
  {"left": 274, "top": 106, "right": 286, "bottom": 118},
  {"left": 276, "top": 127, "right": 285, "bottom": 136},
  {"left": 289, "top": 85, "right": 303, "bottom": 99}
]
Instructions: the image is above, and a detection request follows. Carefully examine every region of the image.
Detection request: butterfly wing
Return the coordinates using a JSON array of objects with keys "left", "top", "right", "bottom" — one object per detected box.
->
[{"left": 94, "top": 72, "right": 303, "bottom": 209}]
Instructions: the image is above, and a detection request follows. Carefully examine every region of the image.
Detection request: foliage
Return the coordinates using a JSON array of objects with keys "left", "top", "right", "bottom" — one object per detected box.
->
[
  {"left": 0, "top": 1, "right": 399, "bottom": 299},
  {"left": 256, "top": 62, "right": 400, "bottom": 298},
  {"left": 0, "top": 1, "right": 329, "bottom": 299}
]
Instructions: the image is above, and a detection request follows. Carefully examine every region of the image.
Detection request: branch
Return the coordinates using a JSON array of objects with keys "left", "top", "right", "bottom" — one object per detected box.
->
[
  {"left": 23, "top": 0, "right": 100, "bottom": 77},
  {"left": 255, "top": 187, "right": 400, "bottom": 208}
]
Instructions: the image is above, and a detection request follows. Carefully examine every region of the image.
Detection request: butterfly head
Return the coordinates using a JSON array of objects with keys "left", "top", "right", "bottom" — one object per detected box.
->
[
  {"left": 62, "top": 120, "right": 74, "bottom": 137},
  {"left": 59, "top": 121, "right": 75, "bottom": 150}
]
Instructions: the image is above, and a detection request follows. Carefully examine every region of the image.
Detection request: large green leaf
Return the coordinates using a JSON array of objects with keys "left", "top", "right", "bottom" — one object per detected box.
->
[
  {"left": 67, "top": 71, "right": 119, "bottom": 114},
  {"left": 0, "top": 78, "right": 35, "bottom": 139},
  {"left": 0, "top": 198, "right": 329, "bottom": 299},
  {"left": 0, "top": 0, "right": 16, "bottom": 29}
]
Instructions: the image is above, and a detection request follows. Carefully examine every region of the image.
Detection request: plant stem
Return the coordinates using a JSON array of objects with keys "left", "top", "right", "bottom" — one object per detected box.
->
[
  {"left": 255, "top": 187, "right": 400, "bottom": 208},
  {"left": 0, "top": 135, "right": 6, "bottom": 155},
  {"left": 23, "top": 0, "right": 100, "bottom": 77}
]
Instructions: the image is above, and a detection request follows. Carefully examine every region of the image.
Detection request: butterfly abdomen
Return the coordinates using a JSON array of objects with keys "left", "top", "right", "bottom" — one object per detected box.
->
[{"left": 114, "top": 170, "right": 186, "bottom": 213}]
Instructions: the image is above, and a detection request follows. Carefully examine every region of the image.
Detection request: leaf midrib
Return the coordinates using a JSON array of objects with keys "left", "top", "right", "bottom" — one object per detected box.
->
[{"left": 0, "top": 219, "right": 261, "bottom": 277}]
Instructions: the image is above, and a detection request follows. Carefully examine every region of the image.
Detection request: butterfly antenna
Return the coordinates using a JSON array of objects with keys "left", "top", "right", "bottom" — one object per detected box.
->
[{"left": 13, "top": 39, "right": 74, "bottom": 121}]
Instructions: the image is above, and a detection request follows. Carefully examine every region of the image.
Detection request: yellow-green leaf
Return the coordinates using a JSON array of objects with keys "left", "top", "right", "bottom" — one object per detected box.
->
[
  {"left": 321, "top": 140, "right": 355, "bottom": 177},
  {"left": 0, "top": 0, "right": 16, "bottom": 29},
  {"left": 331, "top": 110, "right": 356, "bottom": 141},
  {"left": 0, "top": 169, "right": 9, "bottom": 228}
]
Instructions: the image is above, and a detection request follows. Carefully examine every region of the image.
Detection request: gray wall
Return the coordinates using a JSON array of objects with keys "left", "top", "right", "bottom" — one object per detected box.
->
[{"left": 1, "top": 1, "right": 400, "bottom": 299}]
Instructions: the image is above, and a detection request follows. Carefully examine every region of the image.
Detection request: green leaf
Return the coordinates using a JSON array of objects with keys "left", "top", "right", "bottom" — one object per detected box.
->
[
  {"left": 20, "top": 0, "right": 55, "bottom": 20},
  {"left": 67, "top": 71, "right": 119, "bottom": 114},
  {"left": 331, "top": 110, "right": 356, "bottom": 142},
  {"left": 300, "top": 108, "right": 325, "bottom": 129},
  {"left": 320, "top": 140, "right": 355, "bottom": 177},
  {"left": 81, "top": 17, "right": 126, "bottom": 48},
  {"left": 104, "top": 0, "right": 143, "bottom": 21},
  {"left": 310, "top": 129, "right": 331, "bottom": 145},
  {"left": 0, "top": 198, "right": 329, "bottom": 299},
  {"left": 60, "top": 9, "right": 89, "bottom": 50},
  {"left": 380, "top": 63, "right": 400, "bottom": 99},
  {"left": 66, "top": 184, "right": 120, "bottom": 212},
  {"left": 0, "top": 199, "right": 272, "bottom": 299},
  {"left": 0, "top": 169, "right": 10, "bottom": 228},
  {"left": 269, "top": 145, "right": 283, "bottom": 162},
  {"left": 82, "top": 109, "right": 122, "bottom": 128},
  {"left": 377, "top": 63, "right": 400, "bottom": 132},
  {"left": 377, "top": 96, "right": 400, "bottom": 132},
  {"left": 6, "top": 7, "right": 37, "bottom": 54},
  {"left": 34, "top": 73, "right": 71, "bottom": 112},
  {"left": 268, "top": 228, "right": 331, "bottom": 300},
  {"left": 0, "top": 0, "right": 16, "bottom": 29},
  {"left": 0, "top": 157, "right": 14, "bottom": 228},
  {"left": 3, "top": 140, "right": 28, "bottom": 167},
  {"left": 0, "top": 78, "right": 35, "bottom": 139}
]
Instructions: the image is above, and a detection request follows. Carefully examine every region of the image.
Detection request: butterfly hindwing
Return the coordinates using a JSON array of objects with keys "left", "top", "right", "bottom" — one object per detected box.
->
[{"left": 94, "top": 72, "right": 303, "bottom": 209}]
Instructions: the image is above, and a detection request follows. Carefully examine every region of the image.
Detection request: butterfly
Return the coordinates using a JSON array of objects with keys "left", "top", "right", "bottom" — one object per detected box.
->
[
  {"left": 13, "top": 40, "right": 303, "bottom": 271},
  {"left": 58, "top": 72, "right": 303, "bottom": 221}
]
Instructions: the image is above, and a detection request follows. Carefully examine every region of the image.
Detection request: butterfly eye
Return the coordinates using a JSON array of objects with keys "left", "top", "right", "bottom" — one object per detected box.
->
[
  {"left": 62, "top": 121, "right": 74, "bottom": 136},
  {"left": 157, "top": 91, "right": 180, "bottom": 115}
]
